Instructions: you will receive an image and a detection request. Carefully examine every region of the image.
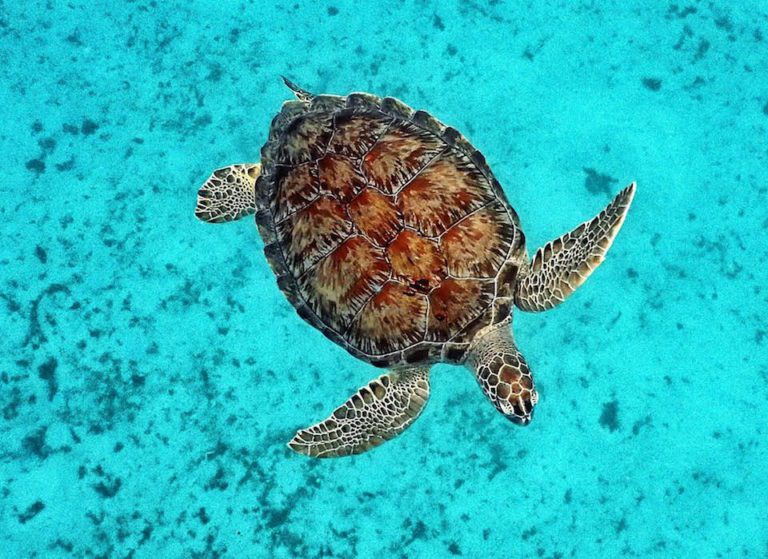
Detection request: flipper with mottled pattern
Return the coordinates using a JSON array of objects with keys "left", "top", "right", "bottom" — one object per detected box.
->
[
  {"left": 288, "top": 367, "right": 430, "bottom": 458},
  {"left": 195, "top": 163, "right": 260, "bottom": 223},
  {"left": 514, "top": 182, "right": 636, "bottom": 312}
]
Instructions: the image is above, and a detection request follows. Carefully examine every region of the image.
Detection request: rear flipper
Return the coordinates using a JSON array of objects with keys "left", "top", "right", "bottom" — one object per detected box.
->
[
  {"left": 288, "top": 367, "right": 430, "bottom": 458},
  {"left": 515, "top": 182, "right": 636, "bottom": 312},
  {"left": 195, "top": 163, "right": 260, "bottom": 223}
]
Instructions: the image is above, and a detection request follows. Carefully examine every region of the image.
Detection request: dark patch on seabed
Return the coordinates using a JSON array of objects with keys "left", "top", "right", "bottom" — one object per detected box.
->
[
  {"left": 599, "top": 400, "right": 620, "bottom": 432},
  {"left": 583, "top": 167, "right": 618, "bottom": 196},
  {"left": 642, "top": 77, "right": 663, "bottom": 91},
  {"left": 17, "top": 501, "right": 45, "bottom": 524}
]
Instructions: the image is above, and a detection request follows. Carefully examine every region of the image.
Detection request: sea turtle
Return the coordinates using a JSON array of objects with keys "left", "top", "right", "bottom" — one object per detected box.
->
[{"left": 195, "top": 78, "right": 636, "bottom": 458}]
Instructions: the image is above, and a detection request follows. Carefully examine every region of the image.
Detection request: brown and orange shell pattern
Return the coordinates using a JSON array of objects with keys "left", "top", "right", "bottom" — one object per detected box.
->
[{"left": 254, "top": 93, "right": 525, "bottom": 367}]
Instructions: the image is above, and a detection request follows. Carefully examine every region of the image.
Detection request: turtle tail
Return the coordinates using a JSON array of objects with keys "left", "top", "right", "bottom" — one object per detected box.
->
[{"left": 281, "top": 76, "right": 314, "bottom": 102}]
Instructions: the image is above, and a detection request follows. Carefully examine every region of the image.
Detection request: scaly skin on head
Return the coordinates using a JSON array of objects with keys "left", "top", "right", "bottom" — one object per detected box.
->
[{"left": 466, "top": 317, "right": 538, "bottom": 425}]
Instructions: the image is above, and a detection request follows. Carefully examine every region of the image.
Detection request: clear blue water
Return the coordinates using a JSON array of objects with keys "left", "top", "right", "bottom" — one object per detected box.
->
[{"left": 2, "top": 1, "right": 767, "bottom": 557}]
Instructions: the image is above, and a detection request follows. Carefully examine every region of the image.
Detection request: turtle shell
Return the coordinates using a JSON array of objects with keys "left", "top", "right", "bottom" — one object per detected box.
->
[{"left": 254, "top": 92, "right": 525, "bottom": 367}]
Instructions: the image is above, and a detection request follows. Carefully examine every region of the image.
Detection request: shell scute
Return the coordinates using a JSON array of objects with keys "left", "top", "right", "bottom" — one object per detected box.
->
[
  {"left": 380, "top": 97, "right": 414, "bottom": 120},
  {"left": 386, "top": 230, "right": 447, "bottom": 292},
  {"left": 347, "top": 188, "right": 402, "bottom": 246},
  {"left": 347, "top": 281, "right": 428, "bottom": 356},
  {"left": 411, "top": 110, "right": 445, "bottom": 136},
  {"left": 276, "top": 196, "right": 352, "bottom": 276},
  {"left": 273, "top": 163, "right": 321, "bottom": 221},
  {"left": 329, "top": 110, "right": 392, "bottom": 158},
  {"left": 396, "top": 150, "right": 494, "bottom": 237},
  {"left": 317, "top": 154, "right": 367, "bottom": 202},
  {"left": 277, "top": 112, "right": 334, "bottom": 165},
  {"left": 440, "top": 201, "right": 516, "bottom": 278},
  {"left": 345, "top": 93, "right": 382, "bottom": 110},
  {"left": 362, "top": 121, "right": 445, "bottom": 194},
  {"left": 298, "top": 236, "right": 389, "bottom": 333},
  {"left": 427, "top": 278, "right": 495, "bottom": 342}
]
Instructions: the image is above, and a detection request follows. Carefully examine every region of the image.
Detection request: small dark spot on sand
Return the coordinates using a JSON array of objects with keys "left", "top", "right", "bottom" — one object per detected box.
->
[
  {"left": 22, "top": 427, "right": 50, "bottom": 459},
  {"left": 81, "top": 119, "right": 99, "bottom": 135},
  {"left": 62, "top": 123, "right": 79, "bottom": 135},
  {"left": 93, "top": 477, "right": 122, "bottom": 498},
  {"left": 197, "top": 507, "right": 210, "bottom": 524},
  {"left": 206, "top": 63, "right": 223, "bottom": 82},
  {"left": 38, "top": 357, "right": 58, "bottom": 401},
  {"left": 447, "top": 44, "right": 457, "bottom": 56},
  {"left": 448, "top": 541, "right": 462, "bottom": 555},
  {"left": 55, "top": 157, "right": 76, "bottom": 171},
  {"left": 39, "top": 137, "right": 56, "bottom": 152},
  {"left": 65, "top": 31, "right": 82, "bottom": 46},
  {"left": 626, "top": 267, "right": 638, "bottom": 278},
  {"left": 194, "top": 114, "right": 212, "bottom": 129},
  {"left": 18, "top": 501, "right": 45, "bottom": 524},
  {"left": 433, "top": 14, "right": 445, "bottom": 30},
  {"left": 599, "top": 400, "right": 619, "bottom": 432},
  {"left": 34, "top": 245, "right": 47, "bottom": 263},
  {"left": 583, "top": 167, "right": 618, "bottom": 195},
  {"left": 522, "top": 526, "right": 538, "bottom": 540},
  {"left": 140, "top": 523, "right": 153, "bottom": 544},
  {"left": 714, "top": 16, "right": 733, "bottom": 33},
  {"left": 632, "top": 415, "right": 652, "bottom": 435},
  {"left": 205, "top": 466, "right": 229, "bottom": 491},
  {"left": 327, "top": 6, "right": 338, "bottom": 16},
  {"left": 667, "top": 5, "right": 696, "bottom": 19},
  {"left": 694, "top": 39, "right": 710, "bottom": 62},
  {"left": 762, "top": 101, "right": 768, "bottom": 116},
  {"left": 412, "top": 520, "right": 428, "bottom": 540},
  {"left": 642, "top": 78, "right": 662, "bottom": 91},
  {"left": 26, "top": 159, "right": 45, "bottom": 175},
  {"left": 265, "top": 507, "right": 290, "bottom": 529}
]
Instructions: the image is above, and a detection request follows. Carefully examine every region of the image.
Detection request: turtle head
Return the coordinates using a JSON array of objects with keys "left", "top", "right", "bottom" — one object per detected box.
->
[
  {"left": 489, "top": 357, "right": 538, "bottom": 426},
  {"left": 468, "top": 319, "right": 539, "bottom": 426}
]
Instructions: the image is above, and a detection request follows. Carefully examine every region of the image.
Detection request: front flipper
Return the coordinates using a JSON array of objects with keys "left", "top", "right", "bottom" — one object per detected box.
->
[
  {"left": 467, "top": 319, "right": 538, "bottom": 425},
  {"left": 194, "top": 163, "right": 260, "bottom": 224},
  {"left": 288, "top": 367, "right": 430, "bottom": 458},
  {"left": 514, "top": 182, "right": 636, "bottom": 312}
]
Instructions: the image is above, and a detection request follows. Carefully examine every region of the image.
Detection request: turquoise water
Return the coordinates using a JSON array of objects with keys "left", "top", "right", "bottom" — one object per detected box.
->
[{"left": 2, "top": 1, "right": 767, "bottom": 556}]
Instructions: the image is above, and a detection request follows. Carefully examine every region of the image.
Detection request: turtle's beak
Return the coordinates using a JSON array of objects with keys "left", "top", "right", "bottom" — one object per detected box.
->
[
  {"left": 509, "top": 409, "right": 533, "bottom": 426},
  {"left": 505, "top": 390, "right": 538, "bottom": 426}
]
